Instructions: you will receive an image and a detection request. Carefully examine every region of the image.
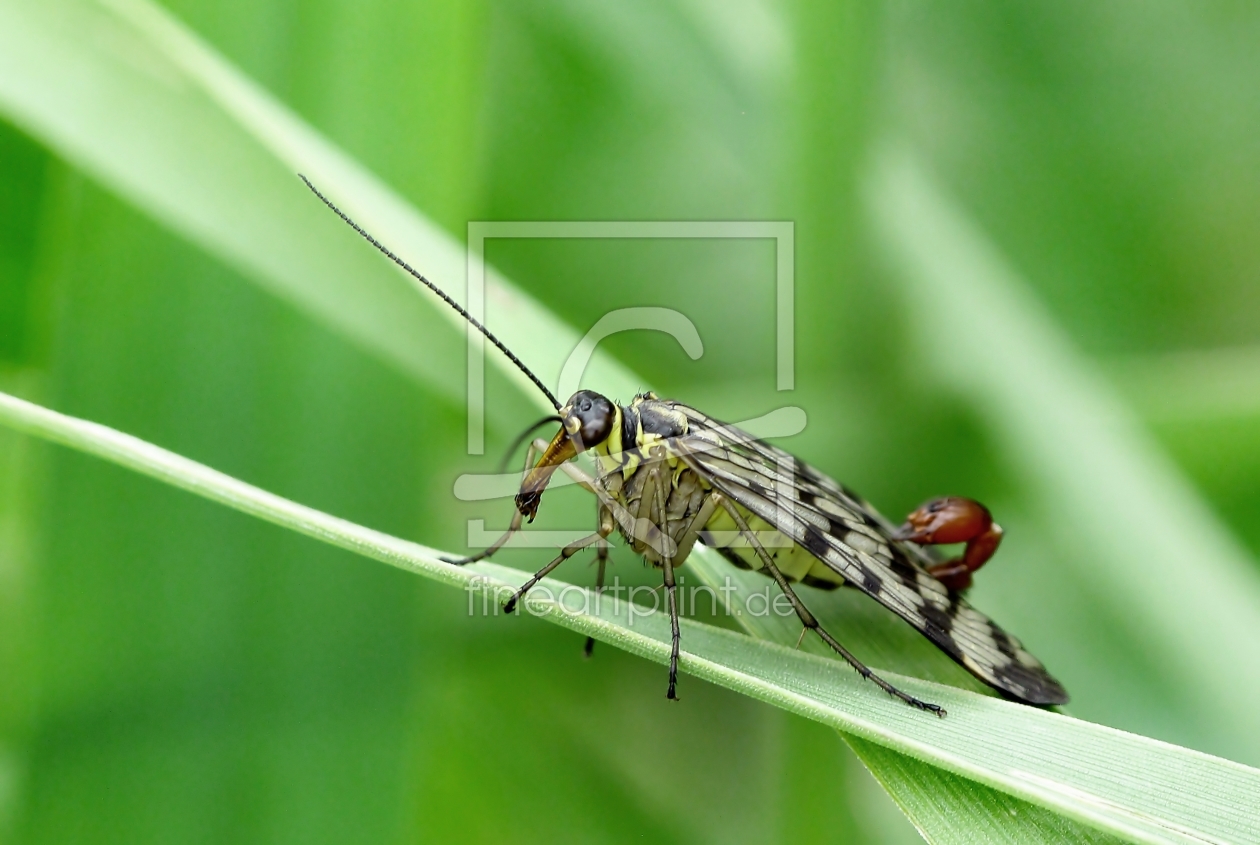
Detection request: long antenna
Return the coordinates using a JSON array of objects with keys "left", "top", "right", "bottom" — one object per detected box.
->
[{"left": 299, "top": 175, "right": 562, "bottom": 411}]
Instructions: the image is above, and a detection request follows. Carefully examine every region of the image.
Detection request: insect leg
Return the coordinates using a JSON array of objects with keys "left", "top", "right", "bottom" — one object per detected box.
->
[
  {"left": 584, "top": 503, "right": 615, "bottom": 658},
  {"left": 444, "top": 509, "right": 523, "bottom": 566},
  {"left": 711, "top": 492, "right": 946, "bottom": 716},
  {"left": 503, "top": 530, "right": 605, "bottom": 615},
  {"left": 649, "top": 460, "right": 682, "bottom": 701},
  {"left": 672, "top": 494, "right": 718, "bottom": 563},
  {"left": 445, "top": 436, "right": 546, "bottom": 565},
  {"left": 629, "top": 456, "right": 678, "bottom": 562},
  {"left": 554, "top": 459, "right": 668, "bottom": 558},
  {"left": 551, "top": 446, "right": 602, "bottom": 495}
]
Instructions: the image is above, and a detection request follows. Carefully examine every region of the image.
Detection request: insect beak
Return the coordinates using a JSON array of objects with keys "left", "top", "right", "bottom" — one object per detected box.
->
[{"left": 514, "top": 422, "right": 579, "bottom": 522}]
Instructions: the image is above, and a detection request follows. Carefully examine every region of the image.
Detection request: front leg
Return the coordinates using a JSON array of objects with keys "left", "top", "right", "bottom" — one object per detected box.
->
[
  {"left": 442, "top": 436, "right": 546, "bottom": 565},
  {"left": 554, "top": 455, "right": 671, "bottom": 559}
]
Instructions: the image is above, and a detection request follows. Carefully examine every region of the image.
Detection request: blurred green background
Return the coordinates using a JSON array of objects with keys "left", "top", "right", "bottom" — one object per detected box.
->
[{"left": 2, "top": 0, "right": 1259, "bottom": 842}]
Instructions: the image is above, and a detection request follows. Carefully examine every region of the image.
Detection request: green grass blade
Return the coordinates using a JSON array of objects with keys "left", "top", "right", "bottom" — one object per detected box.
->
[
  {"left": 1105, "top": 344, "right": 1260, "bottom": 423},
  {"left": 3, "top": 389, "right": 1259, "bottom": 845},
  {"left": 848, "top": 737, "right": 1129, "bottom": 845},
  {"left": 3, "top": 1, "right": 1258, "bottom": 841},
  {"left": 0, "top": 0, "right": 589, "bottom": 429},
  {"left": 0, "top": 0, "right": 466, "bottom": 406}
]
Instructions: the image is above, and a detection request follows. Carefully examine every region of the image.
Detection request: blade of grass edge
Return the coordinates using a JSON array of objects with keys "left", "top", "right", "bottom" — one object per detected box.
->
[{"left": 2, "top": 390, "right": 1259, "bottom": 845}]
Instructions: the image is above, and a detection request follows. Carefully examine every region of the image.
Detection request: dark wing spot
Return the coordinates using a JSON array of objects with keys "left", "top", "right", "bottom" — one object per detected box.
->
[
  {"left": 920, "top": 603, "right": 954, "bottom": 641},
  {"left": 801, "top": 525, "right": 830, "bottom": 559},
  {"left": 990, "top": 626, "right": 1019, "bottom": 660},
  {"left": 798, "top": 488, "right": 817, "bottom": 507},
  {"left": 993, "top": 663, "right": 1070, "bottom": 706},
  {"left": 855, "top": 563, "right": 882, "bottom": 596},
  {"left": 885, "top": 549, "right": 925, "bottom": 588},
  {"left": 802, "top": 575, "right": 842, "bottom": 591}
]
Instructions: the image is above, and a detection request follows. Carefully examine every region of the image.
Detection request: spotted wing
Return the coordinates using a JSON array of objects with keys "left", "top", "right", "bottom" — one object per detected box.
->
[{"left": 667, "top": 402, "right": 1068, "bottom": 705}]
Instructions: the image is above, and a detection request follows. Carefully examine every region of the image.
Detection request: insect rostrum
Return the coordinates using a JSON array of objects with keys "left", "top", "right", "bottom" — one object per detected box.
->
[{"left": 301, "top": 176, "right": 1069, "bottom": 715}]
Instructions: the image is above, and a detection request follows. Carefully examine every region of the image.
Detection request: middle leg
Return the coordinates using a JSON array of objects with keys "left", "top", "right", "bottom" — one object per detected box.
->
[
  {"left": 584, "top": 503, "right": 616, "bottom": 658},
  {"left": 649, "top": 461, "right": 682, "bottom": 701},
  {"left": 503, "top": 529, "right": 607, "bottom": 615}
]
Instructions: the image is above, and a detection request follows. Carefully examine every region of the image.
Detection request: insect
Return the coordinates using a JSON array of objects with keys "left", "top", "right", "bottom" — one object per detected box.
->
[{"left": 300, "top": 176, "right": 1069, "bottom": 715}]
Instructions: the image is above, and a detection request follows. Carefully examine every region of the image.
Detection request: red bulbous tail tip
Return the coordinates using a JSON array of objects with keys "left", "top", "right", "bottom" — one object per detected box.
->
[{"left": 893, "top": 496, "right": 1004, "bottom": 592}]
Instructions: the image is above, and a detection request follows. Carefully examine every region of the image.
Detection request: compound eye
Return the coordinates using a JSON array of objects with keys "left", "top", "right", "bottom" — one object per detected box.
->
[
  {"left": 565, "top": 390, "right": 613, "bottom": 448},
  {"left": 579, "top": 403, "right": 613, "bottom": 446}
]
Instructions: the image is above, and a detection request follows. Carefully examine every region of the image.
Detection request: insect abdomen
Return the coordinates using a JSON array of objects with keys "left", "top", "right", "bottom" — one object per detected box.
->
[{"left": 699, "top": 504, "right": 846, "bottom": 590}]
